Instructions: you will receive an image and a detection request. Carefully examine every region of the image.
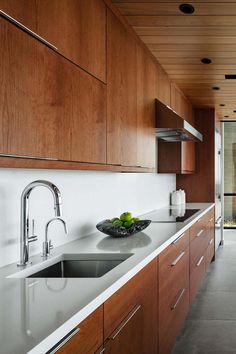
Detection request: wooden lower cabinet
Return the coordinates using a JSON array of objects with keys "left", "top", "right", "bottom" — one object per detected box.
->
[
  {"left": 48, "top": 209, "right": 216, "bottom": 354},
  {"left": 189, "top": 208, "right": 215, "bottom": 302},
  {"left": 53, "top": 306, "right": 103, "bottom": 354},
  {"left": 104, "top": 259, "right": 158, "bottom": 354},
  {"left": 159, "top": 230, "right": 190, "bottom": 354}
]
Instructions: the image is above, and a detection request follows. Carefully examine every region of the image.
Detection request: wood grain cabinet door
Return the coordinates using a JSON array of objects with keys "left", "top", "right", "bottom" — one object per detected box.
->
[
  {"left": 181, "top": 142, "right": 196, "bottom": 173},
  {"left": 36, "top": 0, "right": 106, "bottom": 82},
  {"left": 104, "top": 304, "right": 142, "bottom": 354},
  {"left": 0, "top": 18, "right": 106, "bottom": 163},
  {"left": 0, "top": 0, "right": 37, "bottom": 31},
  {"left": 104, "top": 259, "right": 158, "bottom": 354},
  {"left": 107, "top": 9, "right": 138, "bottom": 167},
  {"left": 49, "top": 306, "right": 103, "bottom": 354},
  {"left": 137, "top": 45, "right": 156, "bottom": 168}
]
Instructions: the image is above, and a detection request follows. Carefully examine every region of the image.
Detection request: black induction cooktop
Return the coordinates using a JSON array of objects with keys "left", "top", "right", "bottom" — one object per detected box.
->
[{"left": 145, "top": 208, "right": 200, "bottom": 223}]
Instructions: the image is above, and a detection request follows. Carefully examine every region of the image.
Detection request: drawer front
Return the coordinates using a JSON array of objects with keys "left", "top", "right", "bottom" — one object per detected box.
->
[
  {"left": 159, "top": 249, "right": 189, "bottom": 354},
  {"left": 206, "top": 237, "right": 215, "bottom": 269},
  {"left": 190, "top": 208, "right": 214, "bottom": 242},
  {"left": 159, "top": 229, "right": 189, "bottom": 282},
  {"left": 190, "top": 253, "right": 206, "bottom": 302},
  {"left": 206, "top": 218, "right": 215, "bottom": 245},
  {"left": 104, "top": 258, "right": 158, "bottom": 354},
  {"left": 54, "top": 306, "right": 103, "bottom": 354},
  {"left": 190, "top": 228, "right": 208, "bottom": 271}
]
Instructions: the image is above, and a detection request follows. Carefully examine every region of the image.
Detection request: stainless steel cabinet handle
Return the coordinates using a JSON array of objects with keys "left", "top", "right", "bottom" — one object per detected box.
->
[
  {"left": 171, "top": 251, "right": 185, "bottom": 267},
  {"left": 171, "top": 288, "right": 186, "bottom": 310},
  {"left": 196, "top": 218, "right": 201, "bottom": 223},
  {"left": 48, "top": 327, "right": 80, "bottom": 353},
  {"left": 98, "top": 349, "right": 106, "bottom": 354},
  {"left": 209, "top": 217, "right": 214, "bottom": 222},
  {"left": 196, "top": 255, "right": 204, "bottom": 267},
  {"left": 209, "top": 238, "right": 214, "bottom": 245},
  {"left": 0, "top": 10, "right": 58, "bottom": 50},
  {"left": 196, "top": 229, "right": 204, "bottom": 237},
  {"left": 108, "top": 304, "right": 141, "bottom": 340},
  {"left": 172, "top": 232, "right": 185, "bottom": 245}
]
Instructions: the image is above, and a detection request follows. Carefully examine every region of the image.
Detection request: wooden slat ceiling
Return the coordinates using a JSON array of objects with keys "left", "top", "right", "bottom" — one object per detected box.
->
[{"left": 113, "top": 0, "right": 236, "bottom": 121}]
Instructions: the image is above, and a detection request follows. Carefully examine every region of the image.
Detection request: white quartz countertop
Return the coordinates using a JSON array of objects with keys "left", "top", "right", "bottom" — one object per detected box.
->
[{"left": 0, "top": 203, "right": 214, "bottom": 354}]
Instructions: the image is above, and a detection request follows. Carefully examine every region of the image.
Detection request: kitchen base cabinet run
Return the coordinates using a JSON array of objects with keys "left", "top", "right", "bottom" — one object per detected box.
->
[{"left": 47, "top": 209, "right": 215, "bottom": 354}]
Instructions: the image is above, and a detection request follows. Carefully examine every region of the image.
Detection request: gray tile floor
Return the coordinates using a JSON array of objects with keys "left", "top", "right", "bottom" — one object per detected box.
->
[{"left": 172, "top": 231, "right": 236, "bottom": 354}]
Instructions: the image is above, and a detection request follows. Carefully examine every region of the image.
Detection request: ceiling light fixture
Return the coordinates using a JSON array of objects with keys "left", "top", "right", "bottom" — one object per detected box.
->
[
  {"left": 201, "top": 58, "right": 212, "bottom": 64},
  {"left": 220, "top": 104, "right": 225, "bottom": 107},
  {"left": 179, "top": 3, "right": 195, "bottom": 14},
  {"left": 234, "top": 110, "right": 236, "bottom": 113},
  {"left": 212, "top": 86, "right": 220, "bottom": 90},
  {"left": 224, "top": 115, "right": 229, "bottom": 118}
]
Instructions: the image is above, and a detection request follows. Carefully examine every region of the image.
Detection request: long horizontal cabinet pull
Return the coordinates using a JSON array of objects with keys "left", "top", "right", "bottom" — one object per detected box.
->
[
  {"left": 0, "top": 153, "right": 58, "bottom": 161},
  {"left": 171, "top": 251, "right": 185, "bottom": 267},
  {"left": 0, "top": 10, "right": 58, "bottom": 50},
  {"left": 196, "top": 255, "right": 204, "bottom": 267},
  {"left": 171, "top": 288, "right": 186, "bottom": 310},
  {"left": 47, "top": 327, "right": 80, "bottom": 353},
  {"left": 172, "top": 232, "right": 186, "bottom": 245},
  {"left": 108, "top": 304, "right": 141, "bottom": 340},
  {"left": 196, "top": 229, "right": 204, "bottom": 237},
  {"left": 209, "top": 238, "right": 214, "bottom": 245}
]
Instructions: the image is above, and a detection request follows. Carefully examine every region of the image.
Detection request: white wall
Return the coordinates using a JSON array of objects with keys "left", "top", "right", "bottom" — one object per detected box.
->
[{"left": 0, "top": 168, "right": 175, "bottom": 268}]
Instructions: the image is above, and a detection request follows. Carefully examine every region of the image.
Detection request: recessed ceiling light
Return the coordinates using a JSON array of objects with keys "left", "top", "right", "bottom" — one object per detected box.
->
[
  {"left": 233, "top": 110, "right": 236, "bottom": 113},
  {"left": 224, "top": 115, "right": 229, "bottom": 118},
  {"left": 212, "top": 86, "right": 220, "bottom": 90},
  {"left": 220, "top": 104, "right": 225, "bottom": 107},
  {"left": 179, "top": 3, "right": 195, "bottom": 14},
  {"left": 201, "top": 58, "right": 212, "bottom": 64}
]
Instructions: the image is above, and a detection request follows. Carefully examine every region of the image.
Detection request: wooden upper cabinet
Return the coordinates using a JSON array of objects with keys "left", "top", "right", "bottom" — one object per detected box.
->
[
  {"left": 0, "top": 0, "right": 37, "bottom": 31},
  {"left": 0, "top": 18, "right": 106, "bottom": 163},
  {"left": 170, "top": 82, "right": 194, "bottom": 125},
  {"left": 157, "top": 65, "right": 171, "bottom": 106},
  {"left": 137, "top": 45, "right": 156, "bottom": 168},
  {"left": 36, "top": 0, "right": 106, "bottom": 82},
  {"left": 107, "top": 9, "right": 138, "bottom": 167},
  {"left": 158, "top": 141, "right": 195, "bottom": 174},
  {"left": 0, "top": 0, "right": 106, "bottom": 82}
]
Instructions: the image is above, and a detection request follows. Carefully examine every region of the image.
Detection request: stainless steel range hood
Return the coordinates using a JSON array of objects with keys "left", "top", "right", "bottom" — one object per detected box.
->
[{"left": 156, "top": 99, "right": 203, "bottom": 142}]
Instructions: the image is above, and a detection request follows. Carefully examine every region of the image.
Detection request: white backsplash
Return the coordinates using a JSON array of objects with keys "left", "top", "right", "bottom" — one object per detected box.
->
[{"left": 0, "top": 168, "right": 175, "bottom": 268}]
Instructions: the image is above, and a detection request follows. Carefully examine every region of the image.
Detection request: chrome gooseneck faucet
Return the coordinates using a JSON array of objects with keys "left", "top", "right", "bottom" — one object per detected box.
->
[
  {"left": 42, "top": 217, "right": 68, "bottom": 258},
  {"left": 18, "top": 180, "right": 64, "bottom": 266}
]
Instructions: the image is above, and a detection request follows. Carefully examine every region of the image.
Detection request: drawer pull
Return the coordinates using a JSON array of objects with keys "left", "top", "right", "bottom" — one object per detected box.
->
[
  {"left": 196, "top": 229, "right": 204, "bottom": 237},
  {"left": 209, "top": 217, "right": 214, "bottom": 222},
  {"left": 172, "top": 232, "right": 185, "bottom": 244},
  {"left": 47, "top": 327, "right": 80, "bottom": 353},
  {"left": 171, "top": 251, "right": 185, "bottom": 267},
  {"left": 0, "top": 10, "right": 58, "bottom": 50},
  {"left": 98, "top": 349, "right": 106, "bottom": 354},
  {"left": 171, "top": 288, "right": 186, "bottom": 310},
  {"left": 196, "top": 218, "right": 201, "bottom": 223},
  {"left": 108, "top": 304, "right": 141, "bottom": 340},
  {"left": 196, "top": 255, "right": 204, "bottom": 267},
  {"left": 209, "top": 238, "right": 214, "bottom": 245}
]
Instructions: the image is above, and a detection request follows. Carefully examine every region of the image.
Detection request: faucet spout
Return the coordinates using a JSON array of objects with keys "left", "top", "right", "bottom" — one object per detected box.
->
[
  {"left": 18, "top": 180, "right": 64, "bottom": 266},
  {"left": 43, "top": 217, "right": 68, "bottom": 258}
]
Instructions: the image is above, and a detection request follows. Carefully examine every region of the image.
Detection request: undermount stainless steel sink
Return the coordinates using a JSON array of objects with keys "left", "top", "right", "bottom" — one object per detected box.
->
[{"left": 26, "top": 253, "right": 133, "bottom": 278}]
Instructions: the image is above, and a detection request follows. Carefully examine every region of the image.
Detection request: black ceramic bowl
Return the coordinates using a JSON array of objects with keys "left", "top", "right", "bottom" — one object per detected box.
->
[{"left": 96, "top": 219, "right": 151, "bottom": 238}]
